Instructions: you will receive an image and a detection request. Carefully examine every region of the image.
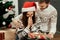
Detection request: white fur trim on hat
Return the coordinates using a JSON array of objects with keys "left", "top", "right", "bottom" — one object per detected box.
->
[{"left": 22, "top": 6, "right": 35, "bottom": 12}]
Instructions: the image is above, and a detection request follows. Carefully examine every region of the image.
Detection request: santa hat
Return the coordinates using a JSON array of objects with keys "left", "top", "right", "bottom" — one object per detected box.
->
[{"left": 22, "top": 2, "right": 36, "bottom": 12}]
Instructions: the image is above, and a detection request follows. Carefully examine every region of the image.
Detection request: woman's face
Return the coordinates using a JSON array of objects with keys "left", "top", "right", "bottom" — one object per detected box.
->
[{"left": 26, "top": 11, "right": 34, "bottom": 17}]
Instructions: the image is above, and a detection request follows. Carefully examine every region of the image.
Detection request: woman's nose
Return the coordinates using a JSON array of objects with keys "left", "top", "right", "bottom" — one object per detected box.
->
[{"left": 29, "top": 15, "right": 32, "bottom": 17}]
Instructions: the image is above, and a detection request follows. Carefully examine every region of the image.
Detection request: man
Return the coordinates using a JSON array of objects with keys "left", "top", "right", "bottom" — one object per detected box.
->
[{"left": 35, "top": 0, "right": 57, "bottom": 39}]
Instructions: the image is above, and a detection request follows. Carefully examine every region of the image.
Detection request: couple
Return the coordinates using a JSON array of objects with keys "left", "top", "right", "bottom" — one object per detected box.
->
[{"left": 12, "top": 0, "right": 57, "bottom": 40}]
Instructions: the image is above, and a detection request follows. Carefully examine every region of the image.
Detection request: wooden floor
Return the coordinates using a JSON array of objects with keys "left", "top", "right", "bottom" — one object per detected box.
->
[
  {"left": 4, "top": 31, "right": 60, "bottom": 40},
  {"left": 51, "top": 34, "right": 60, "bottom": 40},
  {"left": 0, "top": 29, "right": 16, "bottom": 40},
  {"left": 0, "top": 29, "right": 60, "bottom": 40}
]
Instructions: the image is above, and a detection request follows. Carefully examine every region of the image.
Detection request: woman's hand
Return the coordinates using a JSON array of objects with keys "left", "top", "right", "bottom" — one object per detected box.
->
[
  {"left": 27, "top": 17, "right": 33, "bottom": 28},
  {"left": 12, "top": 20, "right": 20, "bottom": 29},
  {"left": 28, "top": 33, "right": 36, "bottom": 38}
]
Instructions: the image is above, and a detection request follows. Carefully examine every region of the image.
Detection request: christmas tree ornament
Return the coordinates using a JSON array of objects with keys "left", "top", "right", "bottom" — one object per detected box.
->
[
  {"left": 8, "top": 24, "right": 12, "bottom": 28},
  {"left": 2, "top": 21, "right": 6, "bottom": 25},
  {"left": 2, "top": 1, "right": 5, "bottom": 4},
  {"left": 8, "top": 6, "right": 13, "bottom": 10},
  {"left": 5, "top": 8, "right": 8, "bottom": 11}
]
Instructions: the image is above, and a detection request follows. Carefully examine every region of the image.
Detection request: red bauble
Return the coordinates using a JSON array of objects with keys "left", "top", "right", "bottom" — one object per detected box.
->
[
  {"left": 8, "top": 6, "right": 13, "bottom": 10},
  {"left": 8, "top": 24, "right": 12, "bottom": 28}
]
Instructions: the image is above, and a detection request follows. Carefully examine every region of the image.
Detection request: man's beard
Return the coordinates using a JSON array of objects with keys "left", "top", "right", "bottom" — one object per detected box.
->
[
  {"left": 40, "top": 5, "right": 48, "bottom": 11},
  {"left": 40, "top": 8, "right": 45, "bottom": 11}
]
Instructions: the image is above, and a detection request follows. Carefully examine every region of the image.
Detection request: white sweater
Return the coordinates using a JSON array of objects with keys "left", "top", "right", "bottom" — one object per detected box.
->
[{"left": 35, "top": 2, "right": 57, "bottom": 34}]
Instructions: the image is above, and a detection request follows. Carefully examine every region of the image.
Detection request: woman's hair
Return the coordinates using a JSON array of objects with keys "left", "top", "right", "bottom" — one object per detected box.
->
[{"left": 22, "top": 11, "right": 36, "bottom": 28}]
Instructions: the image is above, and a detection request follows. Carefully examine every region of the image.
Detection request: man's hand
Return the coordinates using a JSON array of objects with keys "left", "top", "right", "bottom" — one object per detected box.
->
[{"left": 47, "top": 34, "right": 54, "bottom": 39}]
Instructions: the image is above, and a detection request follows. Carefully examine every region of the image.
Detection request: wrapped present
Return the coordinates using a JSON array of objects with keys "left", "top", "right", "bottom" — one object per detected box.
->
[
  {"left": 0, "top": 32, "right": 5, "bottom": 40},
  {"left": 28, "top": 32, "right": 46, "bottom": 40}
]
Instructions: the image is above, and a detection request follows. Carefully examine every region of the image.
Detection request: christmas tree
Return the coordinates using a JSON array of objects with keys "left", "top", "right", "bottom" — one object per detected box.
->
[{"left": 0, "top": 0, "right": 15, "bottom": 29}]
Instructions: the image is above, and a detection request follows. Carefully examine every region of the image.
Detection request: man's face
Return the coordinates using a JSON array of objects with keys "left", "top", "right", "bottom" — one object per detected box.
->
[{"left": 39, "top": 2, "right": 49, "bottom": 10}]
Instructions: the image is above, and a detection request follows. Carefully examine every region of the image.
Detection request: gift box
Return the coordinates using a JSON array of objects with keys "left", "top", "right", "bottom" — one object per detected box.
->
[{"left": 0, "top": 32, "right": 5, "bottom": 40}]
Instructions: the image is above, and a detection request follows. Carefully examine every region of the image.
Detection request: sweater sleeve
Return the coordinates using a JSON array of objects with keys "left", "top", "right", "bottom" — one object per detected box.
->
[
  {"left": 17, "top": 26, "right": 30, "bottom": 40},
  {"left": 49, "top": 10, "right": 57, "bottom": 34},
  {"left": 31, "top": 13, "right": 41, "bottom": 32},
  {"left": 13, "top": 13, "right": 22, "bottom": 21},
  {"left": 13, "top": 20, "right": 30, "bottom": 39},
  {"left": 12, "top": 13, "right": 23, "bottom": 28}
]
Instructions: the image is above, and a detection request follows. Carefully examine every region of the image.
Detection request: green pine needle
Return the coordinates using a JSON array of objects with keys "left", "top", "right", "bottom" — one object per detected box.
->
[{"left": 0, "top": 0, "right": 3, "bottom": 1}]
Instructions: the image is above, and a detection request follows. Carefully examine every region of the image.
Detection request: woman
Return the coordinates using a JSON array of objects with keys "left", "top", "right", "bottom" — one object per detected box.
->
[{"left": 12, "top": 2, "right": 42, "bottom": 40}]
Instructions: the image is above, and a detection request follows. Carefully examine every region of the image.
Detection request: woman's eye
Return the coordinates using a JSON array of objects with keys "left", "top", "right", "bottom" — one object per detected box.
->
[{"left": 27, "top": 14, "right": 29, "bottom": 15}]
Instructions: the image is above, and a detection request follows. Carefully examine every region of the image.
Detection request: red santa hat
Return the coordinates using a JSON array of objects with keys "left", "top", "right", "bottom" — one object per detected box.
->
[{"left": 22, "top": 2, "right": 36, "bottom": 12}]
